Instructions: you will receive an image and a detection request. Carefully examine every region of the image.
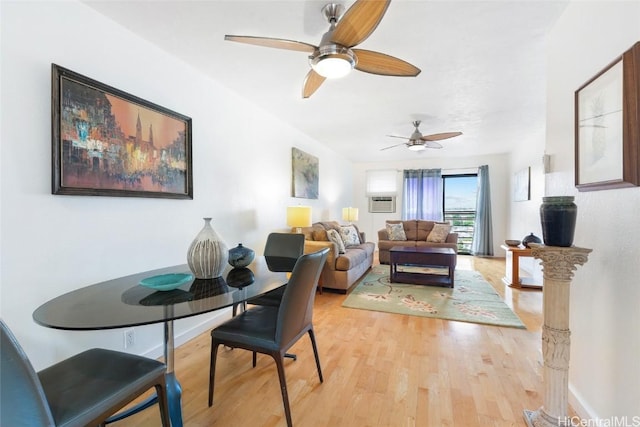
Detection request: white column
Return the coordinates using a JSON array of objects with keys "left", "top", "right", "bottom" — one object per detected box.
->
[{"left": 524, "top": 244, "right": 592, "bottom": 427}]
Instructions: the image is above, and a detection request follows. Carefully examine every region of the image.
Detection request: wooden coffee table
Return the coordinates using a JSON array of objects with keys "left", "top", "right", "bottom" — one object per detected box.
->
[{"left": 389, "top": 246, "right": 456, "bottom": 287}]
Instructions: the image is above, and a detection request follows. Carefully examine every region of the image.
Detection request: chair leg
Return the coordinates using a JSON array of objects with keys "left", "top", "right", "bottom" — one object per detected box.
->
[
  {"left": 308, "top": 328, "right": 323, "bottom": 383},
  {"left": 154, "top": 382, "right": 171, "bottom": 427},
  {"left": 252, "top": 351, "right": 257, "bottom": 367},
  {"left": 209, "top": 341, "right": 220, "bottom": 407},
  {"left": 273, "top": 353, "right": 293, "bottom": 427}
]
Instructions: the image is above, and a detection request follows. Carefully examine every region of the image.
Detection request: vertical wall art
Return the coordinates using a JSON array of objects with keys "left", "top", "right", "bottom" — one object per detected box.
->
[
  {"left": 513, "top": 167, "right": 531, "bottom": 201},
  {"left": 51, "top": 64, "right": 193, "bottom": 199},
  {"left": 575, "top": 42, "right": 640, "bottom": 191},
  {"left": 291, "top": 147, "right": 319, "bottom": 199}
]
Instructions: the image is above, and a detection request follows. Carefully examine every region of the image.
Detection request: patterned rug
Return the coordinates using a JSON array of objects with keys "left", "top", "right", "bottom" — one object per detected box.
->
[{"left": 342, "top": 265, "right": 525, "bottom": 329}]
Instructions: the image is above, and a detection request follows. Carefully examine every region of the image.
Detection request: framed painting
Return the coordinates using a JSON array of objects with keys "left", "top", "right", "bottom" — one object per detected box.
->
[
  {"left": 291, "top": 147, "right": 318, "bottom": 199},
  {"left": 575, "top": 42, "right": 640, "bottom": 191},
  {"left": 52, "top": 64, "right": 193, "bottom": 198},
  {"left": 513, "top": 167, "right": 530, "bottom": 201}
]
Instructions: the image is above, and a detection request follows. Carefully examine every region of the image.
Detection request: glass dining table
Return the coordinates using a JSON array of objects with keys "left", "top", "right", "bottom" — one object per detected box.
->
[{"left": 32, "top": 256, "right": 295, "bottom": 427}]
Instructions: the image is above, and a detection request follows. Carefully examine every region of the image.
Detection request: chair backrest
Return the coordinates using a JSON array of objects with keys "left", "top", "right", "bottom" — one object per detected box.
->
[
  {"left": 0, "top": 319, "right": 56, "bottom": 426},
  {"left": 275, "top": 248, "right": 328, "bottom": 345},
  {"left": 264, "top": 233, "right": 306, "bottom": 272}
]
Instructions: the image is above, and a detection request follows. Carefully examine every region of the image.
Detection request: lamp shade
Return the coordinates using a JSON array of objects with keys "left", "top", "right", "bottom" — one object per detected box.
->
[
  {"left": 286, "top": 206, "right": 312, "bottom": 229},
  {"left": 342, "top": 207, "right": 359, "bottom": 222}
]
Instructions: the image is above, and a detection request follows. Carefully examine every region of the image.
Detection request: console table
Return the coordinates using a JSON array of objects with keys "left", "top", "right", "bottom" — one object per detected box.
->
[{"left": 501, "top": 244, "right": 542, "bottom": 289}]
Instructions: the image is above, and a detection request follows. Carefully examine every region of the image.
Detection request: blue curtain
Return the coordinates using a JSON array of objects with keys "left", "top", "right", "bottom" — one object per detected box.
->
[
  {"left": 471, "top": 165, "right": 494, "bottom": 256},
  {"left": 402, "top": 169, "right": 443, "bottom": 220}
]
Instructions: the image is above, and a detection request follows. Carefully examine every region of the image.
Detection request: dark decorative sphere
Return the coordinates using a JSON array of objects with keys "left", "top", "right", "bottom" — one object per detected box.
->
[
  {"left": 522, "top": 232, "right": 542, "bottom": 248},
  {"left": 228, "top": 243, "right": 255, "bottom": 268}
]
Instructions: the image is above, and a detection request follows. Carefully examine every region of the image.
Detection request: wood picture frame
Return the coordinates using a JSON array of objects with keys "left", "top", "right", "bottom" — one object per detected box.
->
[
  {"left": 575, "top": 42, "right": 640, "bottom": 191},
  {"left": 52, "top": 64, "right": 193, "bottom": 199}
]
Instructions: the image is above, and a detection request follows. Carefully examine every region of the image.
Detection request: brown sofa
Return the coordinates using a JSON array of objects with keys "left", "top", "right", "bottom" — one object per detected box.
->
[
  {"left": 377, "top": 220, "right": 459, "bottom": 265},
  {"left": 294, "top": 221, "right": 375, "bottom": 293}
]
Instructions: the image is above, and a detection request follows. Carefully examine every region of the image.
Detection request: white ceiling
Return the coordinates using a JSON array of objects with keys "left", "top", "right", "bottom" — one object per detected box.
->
[{"left": 83, "top": 0, "right": 568, "bottom": 163}]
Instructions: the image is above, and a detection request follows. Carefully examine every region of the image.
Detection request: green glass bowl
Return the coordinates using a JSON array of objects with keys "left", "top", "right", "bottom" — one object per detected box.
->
[{"left": 139, "top": 273, "right": 194, "bottom": 291}]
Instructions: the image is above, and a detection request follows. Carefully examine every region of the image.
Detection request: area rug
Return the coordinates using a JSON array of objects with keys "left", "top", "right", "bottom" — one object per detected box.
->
[{"left": 342, "top": 265, "right": 525, "bottom": 329}]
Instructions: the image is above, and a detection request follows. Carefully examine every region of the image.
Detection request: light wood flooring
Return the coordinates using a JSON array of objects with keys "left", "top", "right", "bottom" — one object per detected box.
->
[{"left": 117, "top": 255, "right": 552, "bottom": 427}]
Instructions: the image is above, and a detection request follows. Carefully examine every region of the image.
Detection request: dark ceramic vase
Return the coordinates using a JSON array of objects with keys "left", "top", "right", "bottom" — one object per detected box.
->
[
  {"left": 522, "top": 232, "right": 542, "bottom": 248},
  {"left": 540, "top": 196, "right": 577, "bottom": 247},
  {"left": 228, "top": 243, "right": 255, "bottom": 268}
]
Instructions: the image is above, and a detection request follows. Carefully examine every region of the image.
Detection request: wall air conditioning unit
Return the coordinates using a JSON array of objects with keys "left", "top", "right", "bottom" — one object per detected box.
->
[{"left": 369, "top": 196, "right": 396, "bottom": 213}]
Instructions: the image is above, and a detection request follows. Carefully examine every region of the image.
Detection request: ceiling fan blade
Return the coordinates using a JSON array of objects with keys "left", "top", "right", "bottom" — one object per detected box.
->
[
  {"left": 331, "top": 0, "right": 390, "bottom": 48},
  {"left": 386, "top": 135, "right": 410, "bottom": 140},
  {"left": 424, "top": 141, "right": 443, "bottom": 149},
  {"left": 353, "top": 49, "right": 421, "bottom": 76},
  {"left": 421, "top": 132, "right": 463, "bottom": 141},
  {"left": 302, "top": 69, "right": 326, "bottom": 98},
  {"left": 380, "top": 141, "right": 408, "bottom": 151},
  {"left": 224, "top": 35, "right": 317, "bottom": 53}
]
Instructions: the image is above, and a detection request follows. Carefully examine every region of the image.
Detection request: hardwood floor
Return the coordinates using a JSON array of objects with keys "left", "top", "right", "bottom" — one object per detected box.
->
[{"left": 117, "top": 255, "right": 550, "bottom": 426}]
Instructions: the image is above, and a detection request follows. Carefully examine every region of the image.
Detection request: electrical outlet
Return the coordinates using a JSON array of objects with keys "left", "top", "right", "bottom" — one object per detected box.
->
[{"left": 123, "top": 328, "right": 135, "bottom": 349}]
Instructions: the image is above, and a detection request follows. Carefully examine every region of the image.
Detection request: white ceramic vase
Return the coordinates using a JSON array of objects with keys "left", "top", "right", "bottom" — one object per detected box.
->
[{"left": 187, "top": 218, "right": 228, "bottom": 279}]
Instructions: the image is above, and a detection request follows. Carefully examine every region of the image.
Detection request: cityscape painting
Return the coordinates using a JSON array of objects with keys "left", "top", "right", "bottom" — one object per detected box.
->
[{"left": 52, "top": 64, "right": 193, "bottom": 198}]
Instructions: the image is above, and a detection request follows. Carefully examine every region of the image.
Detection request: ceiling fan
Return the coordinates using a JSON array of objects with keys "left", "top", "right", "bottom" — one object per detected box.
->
[
  {"left": 381, "top": 121, "right": 463, "bottom": 151},
  {"left": 224, "top": 0, "right": 421, "bottom": 98}
]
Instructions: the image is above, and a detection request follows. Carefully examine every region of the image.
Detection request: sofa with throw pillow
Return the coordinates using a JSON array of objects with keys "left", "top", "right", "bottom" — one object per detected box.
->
[
  {"left": 293, "top": 221, "right": 375, "bottom": 293},
  {"left": 377, "top": 220, "right": 459, "bottom": 265}
]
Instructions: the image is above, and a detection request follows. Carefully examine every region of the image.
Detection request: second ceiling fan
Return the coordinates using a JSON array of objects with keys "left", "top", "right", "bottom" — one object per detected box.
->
[
  {"left": 225, "top": 0, "right": 421, "bottom": 98},
  {"left": 381, "top": 121, "right": 463, "bottom": 151}
]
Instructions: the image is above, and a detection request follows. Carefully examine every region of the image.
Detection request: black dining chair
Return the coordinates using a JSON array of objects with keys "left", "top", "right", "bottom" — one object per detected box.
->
[
  {"left": 247, "top": 232, "right": 305, "bottom": 305},
  {"left": 0, "top": 319, "right": 171, "bottom": 427},
  {"left": 208, "top": 248, "right": 329, "bottom": 427}
]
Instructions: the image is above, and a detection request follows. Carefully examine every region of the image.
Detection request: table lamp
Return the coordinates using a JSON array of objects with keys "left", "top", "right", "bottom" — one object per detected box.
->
[
  {"left": 342, "top": 207, "right": 359, "bottom": 224},
  {"left": 287, "top": 206, "right": 312, "bottom": 233}
]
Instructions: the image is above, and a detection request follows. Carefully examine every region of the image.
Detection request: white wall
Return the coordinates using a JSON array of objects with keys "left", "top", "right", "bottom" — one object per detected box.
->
[
  {"left": 0, "top": 1, "right": 353, "bottom": 370},
  {"left": 352, "top": 153, "right": 509, "bottom": 254},
  {"left": 543, "top": 1, "right": 639, "bottom": 420}
]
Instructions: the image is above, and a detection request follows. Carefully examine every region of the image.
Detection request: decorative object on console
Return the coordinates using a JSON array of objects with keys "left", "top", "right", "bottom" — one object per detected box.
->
[
  {"left": 51, "top": 64, "right": 193, "bottom": 199},
  {"left": 504, "top": 239, "right": 521, "bottom": 247},
  {"left": 540, "top": 196, "right": 577, "bottom": 247},
  {"left": 521, "top": 232, "right": 542, "bottom": 248},
  {"left": 187, "top": 218, "right": 228, "bottom": 279},
  {"left": 291, "top": 148, "right": 319, "bottom": 199},
  {"left": 228, "top": 243, "right": 255, "bottom": 268},
  {"left": 426, "top": 222, "right": 451, "bottom": 243},
  {"left": 342, "top": 207, "right": 359, "bottom": 223},
  {"left": 287, "top": 205, "right": 312, "bottom": 233},
  {"left": 575, "top": 41, "right": 640, "bottom": 191},
  {"left": 386, "top": 222, "right": 407, "bottom": 241}
]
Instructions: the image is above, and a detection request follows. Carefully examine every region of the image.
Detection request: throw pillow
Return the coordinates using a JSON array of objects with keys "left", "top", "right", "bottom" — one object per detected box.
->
[
  {"left": 427, "top": 222, "right": 451, "bottom": 243},
  {"left": 326, "top": 229, "right": 346, "bottom": 254},
  {"left": 386, "top": 223, "right": 407, "bottom": 241},
  {"left": 339, "top": 225, "right": 361, "bottom": 247}
]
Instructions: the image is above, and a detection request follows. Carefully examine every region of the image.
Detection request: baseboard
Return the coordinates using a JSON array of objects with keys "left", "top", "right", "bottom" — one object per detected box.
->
[
  {"left": 140, "top": 308, "right": 232, "bottom": 360},
  {"left": 569, "top": 382, "right": 597, "bottom": 421}
]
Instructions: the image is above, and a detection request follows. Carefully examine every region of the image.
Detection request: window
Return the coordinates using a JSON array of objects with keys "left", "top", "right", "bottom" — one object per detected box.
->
[{"left": 443, "top": 174, "right": 478, "bottom": 254}]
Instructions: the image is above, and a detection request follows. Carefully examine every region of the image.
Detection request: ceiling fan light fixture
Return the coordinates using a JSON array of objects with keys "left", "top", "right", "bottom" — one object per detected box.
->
[
  {"left": 310, "top": 45, "right": 356, "bottom": 78},
  {"left": 407, "top": 143, "right": 426, "bottom": 152}
]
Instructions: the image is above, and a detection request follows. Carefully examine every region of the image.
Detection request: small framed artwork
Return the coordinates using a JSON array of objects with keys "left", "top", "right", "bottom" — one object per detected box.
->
[
  {"left": 575, "top": 42, "right": 640, "bottom": 191},
  {"left": 291, "top": 147, "right": 319, "bottom": 199},
  {"left": 52, "top": 64, "right": 193, "bottom": 199},
  {"left": 513, "top": 167, "right": 530, "bottom": 201}
]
